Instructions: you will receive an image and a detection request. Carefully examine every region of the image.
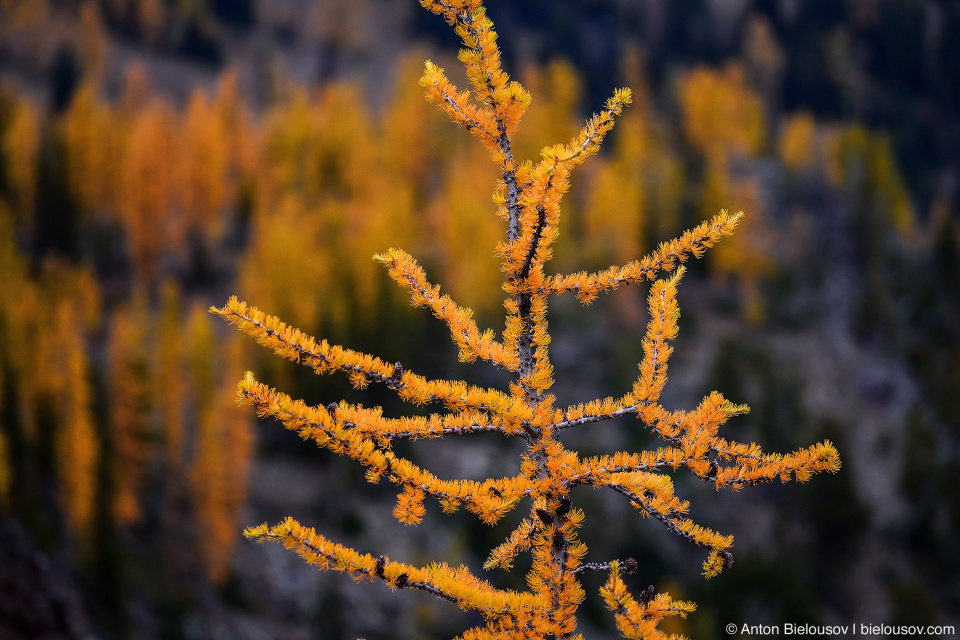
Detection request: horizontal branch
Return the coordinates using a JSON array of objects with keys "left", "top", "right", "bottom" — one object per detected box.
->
[
  {"left": 549, "top": 401, "right": 646, "bottom": 432},
  {"left": 707, "top": 438, "right": 841, "bottom": 488},
  {"left": 379, "top": 419, "right": 509, "bottom": 440},
  {"left": 246, "top": 517, "right": 538, "bottom": 620},
  {"left": 212, "top": 297, "right": 531, "bottom": 420},
  {"left": 327, "top": 400, "right": 517, "bottom": 441},
  {"left": 572, "top": 557, "right": 637, "bottom": 575},
  {"left": 544, "top": 210, "right": 742, "bottom": 303},
  {"left": 564, "top": 451, "right": 683, "bottom": 487},
  {"left": 236, "top": 373, "right": 529, "bottom": 523}
]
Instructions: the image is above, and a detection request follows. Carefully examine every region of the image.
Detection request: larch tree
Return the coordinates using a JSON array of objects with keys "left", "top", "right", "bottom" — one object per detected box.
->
[
  {"left": 179, "top": 89, "right": 230, "bottom": 238},
  {"left": 42, "top": 266, "right": 100, "bottom": 541},
  {"left": 213, "top": 1, "right": 840, "bottom": 638},
  {"left": 188, "top": 303, "right": 255, "bottom": 583},
  {"left": 679, "top": 64, "right": 774, "bottom": 323},
  {"left": 1, "top": 96, "right": 40, "bottom": 226},
  {"left": 156, "top": 281, "right": 188, "bottom": 496},
  {"left": 63, "top": 81, "right": 115, "bottom": 222},
  {"left": 117, "top": 97, "right": 178, "bottom": 287},
  {"left": 106, "top": 299, "right": 153, "bottom": 526}
]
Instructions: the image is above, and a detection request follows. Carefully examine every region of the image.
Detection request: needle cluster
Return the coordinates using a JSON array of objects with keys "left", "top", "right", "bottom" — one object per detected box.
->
[{"left": 213, "top": 1, "right": 840, "bottom": 637}]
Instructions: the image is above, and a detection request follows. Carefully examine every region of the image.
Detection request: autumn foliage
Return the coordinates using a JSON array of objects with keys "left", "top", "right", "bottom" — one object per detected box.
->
[{"left": 213, "top": 1, "right": 841, "bottom": 638}]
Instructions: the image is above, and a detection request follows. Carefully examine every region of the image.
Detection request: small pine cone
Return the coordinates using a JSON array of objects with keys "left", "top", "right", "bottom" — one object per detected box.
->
[
  {"left": 552, "top": 530, "right": 564, "bottom": 551},
  {"left": 640, "top": 585, "right": 655, "bottom": 604}
]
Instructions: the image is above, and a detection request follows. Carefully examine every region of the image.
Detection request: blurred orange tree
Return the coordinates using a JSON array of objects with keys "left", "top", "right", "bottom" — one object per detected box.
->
[{"left": 679, "top": 64, "right": 774, "bottom": 322}]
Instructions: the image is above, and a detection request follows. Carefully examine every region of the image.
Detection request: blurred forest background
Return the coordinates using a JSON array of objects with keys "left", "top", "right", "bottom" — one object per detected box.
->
[{"left": 0, "top": 0, "right": 958, "bottom": 638}]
